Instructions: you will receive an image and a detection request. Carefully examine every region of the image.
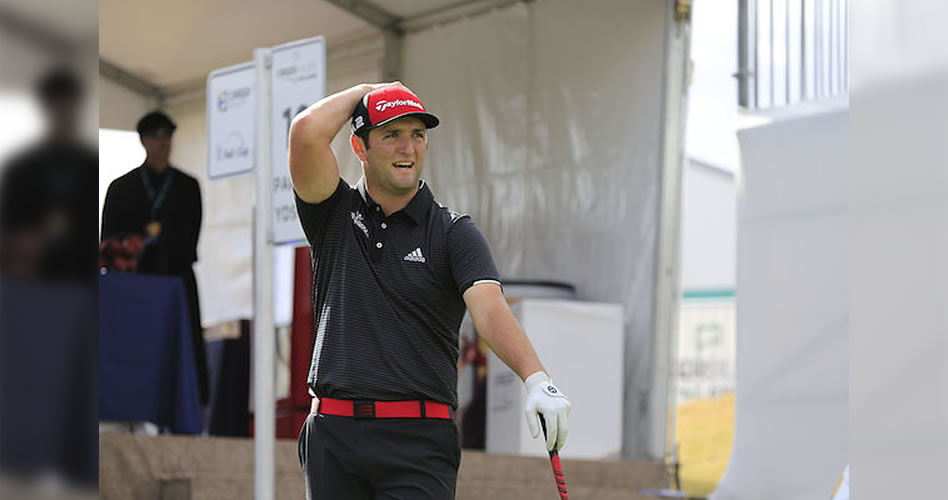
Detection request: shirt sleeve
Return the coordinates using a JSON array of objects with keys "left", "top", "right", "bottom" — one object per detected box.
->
[
  {"left": 447, "top": 215, "right": 502, "bottom": 294},
  {"left": 295, "top": 178, "right": 348, "bottom": 246}
]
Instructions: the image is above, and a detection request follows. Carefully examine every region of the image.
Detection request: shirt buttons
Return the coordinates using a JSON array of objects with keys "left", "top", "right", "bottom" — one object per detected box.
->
[
  {"left": 376, "top": 242, "right": 383, "bottom": 249},
  {"left": 375, "top": 206, "right": 380, "bottom": 212},
  {"left": 380, "top": 222, "right": 387, "bottom": 229}
]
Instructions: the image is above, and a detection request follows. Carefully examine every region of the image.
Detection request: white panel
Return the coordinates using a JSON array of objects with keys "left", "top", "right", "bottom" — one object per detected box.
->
[
  {"left": 712, "top": 106, "right": 847, "bottom": 500},
  {"left": 850, "top": 73, "right": 948, "bottom": 500}
]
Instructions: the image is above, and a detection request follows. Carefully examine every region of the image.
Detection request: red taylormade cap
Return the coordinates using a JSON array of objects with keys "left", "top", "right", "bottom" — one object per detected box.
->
[{"left": 351, "top": 86, "right": 439, "bottom": 135}]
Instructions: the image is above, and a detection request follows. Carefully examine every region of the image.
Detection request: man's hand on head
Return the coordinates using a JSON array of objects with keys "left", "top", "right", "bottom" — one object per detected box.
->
[{"left": 368, "top": 81, "right": 408, "bottom": 93}]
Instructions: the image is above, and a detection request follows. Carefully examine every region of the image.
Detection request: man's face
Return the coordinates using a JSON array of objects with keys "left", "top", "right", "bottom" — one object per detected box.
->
[
  {"left": 140, "top": 130, "right": 173, "bottom": 164},
  {"left": 357, "top": 117, "right": 427, "bottom": 196}
]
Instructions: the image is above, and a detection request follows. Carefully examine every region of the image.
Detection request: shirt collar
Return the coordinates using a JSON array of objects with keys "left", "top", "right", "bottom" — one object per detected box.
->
[{"left": 355, "top": 176, "right": 432, "bottom": 224}]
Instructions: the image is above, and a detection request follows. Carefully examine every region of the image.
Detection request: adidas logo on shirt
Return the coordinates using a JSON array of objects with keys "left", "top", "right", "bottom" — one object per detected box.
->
[{"left": 403, "top": 247, "right": 426, "bottom": 263}]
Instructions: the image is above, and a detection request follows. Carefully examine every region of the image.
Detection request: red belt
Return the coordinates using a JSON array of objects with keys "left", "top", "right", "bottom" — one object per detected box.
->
[{"left": 316, "top": 398, "right": 453, "bottom": 420}]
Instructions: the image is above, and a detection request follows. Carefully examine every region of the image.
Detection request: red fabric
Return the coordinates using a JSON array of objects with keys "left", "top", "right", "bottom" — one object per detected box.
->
[
  {"left": 316, "top": 398, "right": 452, "bottom": 419},
  {"left": 288, "top": 246, "right": 314, "bottom": 406},
  {"left": 366, "top": 87, "right": 429, "bottom": 125},
  {"left": 270, "top": 246, "right": 315, "bottom": 439}
]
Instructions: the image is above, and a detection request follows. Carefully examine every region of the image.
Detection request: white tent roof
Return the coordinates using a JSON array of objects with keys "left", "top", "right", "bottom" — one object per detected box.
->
[
  {"left": 100, "top": 0, "right": 366, "bottom": 89},
  {"left": 3, "top": 0, "right": 529, "bottom": 98},
  {"left": 97, "top": 0, "right": 513, "bottom": 94}
]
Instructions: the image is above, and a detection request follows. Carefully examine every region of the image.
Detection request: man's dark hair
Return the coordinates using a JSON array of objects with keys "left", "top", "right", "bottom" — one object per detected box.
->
[
  {"left": 356, "top": 129, "right": 371, "bottom": 151},
  {"left": 136, "top": 111, "right": 177, "bottom": 136}
]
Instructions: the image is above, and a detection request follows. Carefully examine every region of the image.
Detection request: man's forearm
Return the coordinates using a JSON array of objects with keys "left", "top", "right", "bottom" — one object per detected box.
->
[
  {"left": 471, "top": 295, "right": 545, "bottom": 381},
  {"left": 290, "top": 83, "right": 381, "bottom": 202}
]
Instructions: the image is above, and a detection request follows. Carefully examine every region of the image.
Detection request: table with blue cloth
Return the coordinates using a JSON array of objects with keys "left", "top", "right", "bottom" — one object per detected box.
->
[{"left": 99, "top": 272, "right": 201, "bottom": 434}]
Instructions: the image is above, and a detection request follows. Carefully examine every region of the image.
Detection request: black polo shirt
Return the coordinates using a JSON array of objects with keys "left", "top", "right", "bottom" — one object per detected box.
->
[{"left": 295, "top": 177, "right": 500, "bottom": 408}]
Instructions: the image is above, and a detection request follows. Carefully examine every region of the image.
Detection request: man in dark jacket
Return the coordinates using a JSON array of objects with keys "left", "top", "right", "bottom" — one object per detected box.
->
[{"left": 101, "top": 111, "right": 208, "bottom": 405}]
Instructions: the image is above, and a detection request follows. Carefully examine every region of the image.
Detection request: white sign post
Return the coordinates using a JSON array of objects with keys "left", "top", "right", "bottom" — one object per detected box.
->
[
  {"left": 269, "top": 36, "right": 326, "bottom": 244},
  {"left": 251, "top": 48, "right": 276, "bottom": 500},
  {"left": 207, "top": 36, "right": 326, "bottom": 500},
  {"left": 206, "top": 62, "right": 256, "bottom": 179}
]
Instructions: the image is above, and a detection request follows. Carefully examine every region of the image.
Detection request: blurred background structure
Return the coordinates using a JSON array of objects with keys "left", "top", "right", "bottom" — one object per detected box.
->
[{"left": 0, "top": 1, "right": 98, "bottom": 499}]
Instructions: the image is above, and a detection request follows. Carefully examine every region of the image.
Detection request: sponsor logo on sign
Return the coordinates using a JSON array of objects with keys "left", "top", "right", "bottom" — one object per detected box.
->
[
  {"left": 217, "top": 131, "right": 250, "bottom": 160},
  {"left": 374, "top": 99, "right": 423, "bottom": 113},
  {"left": 217, "top": 87, "right": 251, "bottom": 112}
]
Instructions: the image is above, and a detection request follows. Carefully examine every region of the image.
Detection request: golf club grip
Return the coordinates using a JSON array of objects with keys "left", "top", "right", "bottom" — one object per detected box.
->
[{"left": 539, "top": 415, "right": 569, "bottom": 499}]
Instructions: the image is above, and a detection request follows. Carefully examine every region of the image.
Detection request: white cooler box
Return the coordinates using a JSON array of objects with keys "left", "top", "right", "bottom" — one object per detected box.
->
[{"left": 486, "top": 298, "right": 624, "bottom": 459}]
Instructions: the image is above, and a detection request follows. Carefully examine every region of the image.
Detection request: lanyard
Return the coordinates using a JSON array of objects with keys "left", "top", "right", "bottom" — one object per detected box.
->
[{"left": 140, "top": 165, "right": 175, "bottom": 217}]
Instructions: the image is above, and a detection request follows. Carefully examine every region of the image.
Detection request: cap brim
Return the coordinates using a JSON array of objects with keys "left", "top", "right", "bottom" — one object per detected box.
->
[{"left": 368, "top": 112, "right": 439, "bottom": 131}]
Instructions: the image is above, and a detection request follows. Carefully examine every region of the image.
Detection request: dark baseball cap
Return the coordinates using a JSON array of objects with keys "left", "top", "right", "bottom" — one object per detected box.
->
[
  {"left": 351, "top": 86, "right": 439, "bottom": 135},
  {"left": 137, "top": 111, "right": 177, "bottom": 136}
]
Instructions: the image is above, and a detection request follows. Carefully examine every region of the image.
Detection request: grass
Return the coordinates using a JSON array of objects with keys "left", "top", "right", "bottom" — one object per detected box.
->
[{"left": 673, "top": 392, "right": 735, "bottom": 496}]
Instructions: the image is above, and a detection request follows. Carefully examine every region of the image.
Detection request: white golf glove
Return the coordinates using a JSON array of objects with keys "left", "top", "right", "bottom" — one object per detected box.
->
[{"left": 523, "top": 371, "right": 572, "bottom": 452}]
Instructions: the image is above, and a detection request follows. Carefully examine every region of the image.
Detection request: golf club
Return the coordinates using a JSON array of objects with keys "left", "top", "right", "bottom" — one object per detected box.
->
[{"left": 539, "top": 414, "right": 569, "bottom": 500}]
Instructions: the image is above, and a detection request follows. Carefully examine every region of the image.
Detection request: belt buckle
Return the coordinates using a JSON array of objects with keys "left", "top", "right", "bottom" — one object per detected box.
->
[{"left": 353, "top": 400, "right": 375, "bottom": 419}]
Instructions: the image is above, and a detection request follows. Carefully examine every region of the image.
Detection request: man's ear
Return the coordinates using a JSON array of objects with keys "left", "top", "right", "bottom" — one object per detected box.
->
[{"left": 351, "top": 134, "right": 367, "bottom": 160}]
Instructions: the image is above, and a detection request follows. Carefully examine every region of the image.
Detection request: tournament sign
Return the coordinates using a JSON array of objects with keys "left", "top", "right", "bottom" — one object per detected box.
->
[
  {"left": 269, "top": 36, "right": 326, "bottom": 244},
  {"left": 207, "top": 62, "right": 255, "bottom": 179}
]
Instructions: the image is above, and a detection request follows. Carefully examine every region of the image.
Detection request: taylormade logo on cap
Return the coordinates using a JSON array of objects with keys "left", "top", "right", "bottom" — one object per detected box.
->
[
  {"left": 375, "top": 99, "right": 424, "bottom": 113},
  {"left": 353, "top": 88, "right": 439, "bottom": 133}
]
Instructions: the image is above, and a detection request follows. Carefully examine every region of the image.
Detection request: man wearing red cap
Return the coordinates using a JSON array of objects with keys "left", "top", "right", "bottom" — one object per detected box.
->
[{"left": 290, "top": 82, "right": 571, "bottom": 499}]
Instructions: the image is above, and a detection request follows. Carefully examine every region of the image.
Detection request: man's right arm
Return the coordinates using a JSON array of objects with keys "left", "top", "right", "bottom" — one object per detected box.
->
[{"left": 289, "top": 83, "right": 392, "bottom": 203}]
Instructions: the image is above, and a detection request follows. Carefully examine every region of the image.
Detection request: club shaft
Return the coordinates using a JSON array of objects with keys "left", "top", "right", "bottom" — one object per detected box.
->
[{"left": 540, "top": 415, "right": 569, "bottom": 499}]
